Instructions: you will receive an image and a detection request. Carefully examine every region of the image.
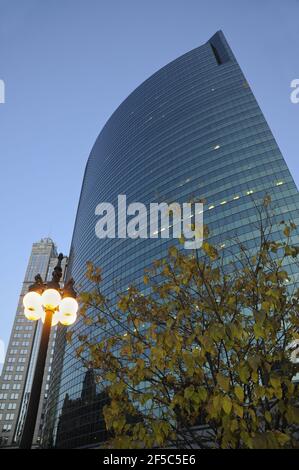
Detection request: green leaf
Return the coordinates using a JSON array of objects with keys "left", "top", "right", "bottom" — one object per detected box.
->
[
  {"left": 106, "top": 371, "right": 117, "bottom": 382},
  {"left": 222, "top": 396, "right": 232, "bottom": 414},
  {"left": 184, "top": 386, "right": 195, "bottom": 400},
  {"left": 253, "top": 323, "right": 264, "bottom": 339},
  {"left": 274, "top": 431, "right": 290, "bottom": 447},
  {"left": 265, "top": 411, "right": 272, "bottom": 423},
  {"left": 217, "top": 373, "right": 230, "bottom": 392},
  {"left": 233, "top": 403, "right": 243, "bottom": 418},
  {"left": 286, "top": 406, "right": 299, "bottom": 425},
  {"left": 234, "top": 386, "right": 244, "bottom": 402},
  {"left": 202, "top": 242, "right": 218, "bottom": 260},
  {"left": 239, "top": 365, "right": 250, "bottom": 383},
  {"left": 197, "top": 387, "right": 208, "bottom": 402},
  {"left": 270, "top": 376, "right": 281, "bottom": 390}
]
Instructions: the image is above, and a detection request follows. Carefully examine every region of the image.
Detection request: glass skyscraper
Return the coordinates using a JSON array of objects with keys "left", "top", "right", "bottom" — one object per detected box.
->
[{"left": 43, "top": 31, "right": 299, "bottom": 448}]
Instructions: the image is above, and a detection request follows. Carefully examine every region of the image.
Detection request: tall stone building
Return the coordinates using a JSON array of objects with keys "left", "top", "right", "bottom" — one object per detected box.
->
[{"left": 0, "top": 238, "right": 67, "bottom": 447}]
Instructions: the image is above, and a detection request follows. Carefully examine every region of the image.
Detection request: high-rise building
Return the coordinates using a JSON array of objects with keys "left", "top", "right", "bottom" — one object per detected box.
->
[
  {"left": 0, "top": 238, "right": 67, "bottom": 447},
  {"left": 43, "top": 31, "right": 299, "bottom": 448}
]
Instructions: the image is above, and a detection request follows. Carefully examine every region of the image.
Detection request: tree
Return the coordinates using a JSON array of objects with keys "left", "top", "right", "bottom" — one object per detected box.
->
[{"left": 70, "top": 200, "right": 299, "bottom": 449}]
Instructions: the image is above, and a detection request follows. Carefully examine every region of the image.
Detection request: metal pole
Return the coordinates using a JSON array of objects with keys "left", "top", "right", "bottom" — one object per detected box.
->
[{"left": 19, "top": 309, "right": 52, "bottom": 449}]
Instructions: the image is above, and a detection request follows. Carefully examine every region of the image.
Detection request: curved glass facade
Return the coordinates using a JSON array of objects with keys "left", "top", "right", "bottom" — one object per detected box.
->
[{"left": 43, "top": 31, "right": 299, "bottom": 448}]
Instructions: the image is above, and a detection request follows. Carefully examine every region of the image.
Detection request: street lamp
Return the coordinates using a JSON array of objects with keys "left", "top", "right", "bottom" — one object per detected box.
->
[{"left": 19, "top": 253, "right": 78, "bottom": 449}]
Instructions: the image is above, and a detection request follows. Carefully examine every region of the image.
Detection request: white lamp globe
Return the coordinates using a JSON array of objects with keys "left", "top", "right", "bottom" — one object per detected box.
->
[
  {"left": 59, "top": 297, "right": 78, "bottom": 316},
  {"left": 60, "top": 312, "right": 77, "bottom": 326},
  {"left": 24, "top": 306, "right": 43, "bottom": 321},
  {"left": 41, "top": 288, "right": 61, "bottom": 310},
  {"left": 23, "top": 291, "right": 42, "bottom": 311},
  {"left": 59, "top": 297, "right": 78, "bottom": 326}
]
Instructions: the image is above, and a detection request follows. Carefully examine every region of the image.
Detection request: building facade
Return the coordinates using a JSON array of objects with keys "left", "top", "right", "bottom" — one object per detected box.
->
[
  {"left": 0, "top": 238, "right": 67, "bottom": 447},
  {"left": 43, "top": 31, "right": 299, "bottom": 448}
]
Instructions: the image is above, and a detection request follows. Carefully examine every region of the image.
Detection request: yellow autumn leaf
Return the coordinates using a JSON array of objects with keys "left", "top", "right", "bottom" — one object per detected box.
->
[
  {"left": 222, "top": 396, "right": 232, "bottom": 414},
  {"left": 234, "top": 386, "right": 244, "bottom": 402},
  {"left": 217, "top": 373, "right": 230, "bottom": 392}
]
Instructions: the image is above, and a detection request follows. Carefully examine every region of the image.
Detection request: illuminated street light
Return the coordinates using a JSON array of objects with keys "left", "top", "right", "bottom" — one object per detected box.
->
[{"left": 19, "top": 253, "right": 78, "bottom": 449}]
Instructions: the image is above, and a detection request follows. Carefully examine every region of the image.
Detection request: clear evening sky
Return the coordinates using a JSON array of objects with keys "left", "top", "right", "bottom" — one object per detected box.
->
[{"left": 0, "top": 0, "right": 298, "bottom": 357}]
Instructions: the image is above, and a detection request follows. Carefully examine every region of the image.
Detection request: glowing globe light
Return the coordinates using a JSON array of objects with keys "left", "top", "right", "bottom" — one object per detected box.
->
[
  {"left": 59, "top": 311, "right": 77, "bottom": 326},
  {"left": 24, "top": 306, "right": 43, "bottom": 321},
  {"left": 41, "top": 289, "right": 61, "bottom": 310},
  {"left": 23, "top": 291, "right": 42, "bottom": 311},
  {"left": 59, "top": 297, "right": 78, "bottom": 326},
  {"left": 60, "top": 297, "right": 78, "bottom": 315},
  {"left": 19, "top": 254, "right": 78, "bottom": 449}
]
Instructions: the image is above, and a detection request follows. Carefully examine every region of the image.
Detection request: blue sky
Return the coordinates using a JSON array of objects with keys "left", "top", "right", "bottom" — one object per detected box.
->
[{"left": 0, "top": 0, "right": 298, "bottom": 356}]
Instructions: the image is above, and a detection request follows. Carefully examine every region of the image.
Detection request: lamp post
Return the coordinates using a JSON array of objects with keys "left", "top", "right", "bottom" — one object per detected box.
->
[{"left": 19, "top": 253, "right": 78, "bottom": 449}]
